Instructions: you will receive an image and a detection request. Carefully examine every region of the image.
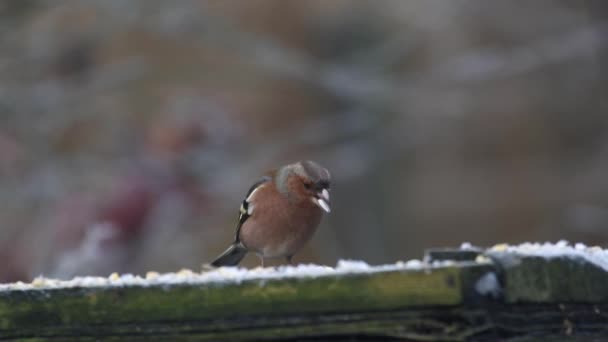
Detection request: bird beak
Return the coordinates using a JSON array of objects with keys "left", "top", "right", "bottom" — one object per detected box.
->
[{"left": 312, "top": 189, "right": 331, "bottom": 213}]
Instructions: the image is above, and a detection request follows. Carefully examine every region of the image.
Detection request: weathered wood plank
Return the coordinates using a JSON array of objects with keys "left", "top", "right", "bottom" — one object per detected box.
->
[
  {"left": 487, "top": 252, "right": 608, "bottom": 303},
  {"left": 5, "top": 303, "right": 608, "bottom": 341},
  {"left": 0, "top": 264, "right": 492, "bottom": 340}
]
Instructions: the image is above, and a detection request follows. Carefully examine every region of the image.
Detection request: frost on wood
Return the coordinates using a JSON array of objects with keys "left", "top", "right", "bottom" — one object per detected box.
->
[
  {"left": 488, "top": 240, "right": 608, "bottom": 271},
  {"left": 0, "top": 259, "right": 442, "bottom": 291},
  {"left": 482, "top": 241, "right": 608, "bottom": 303},
  {"left": 1, "top": 241, "right": 607, "bottom": 297}
]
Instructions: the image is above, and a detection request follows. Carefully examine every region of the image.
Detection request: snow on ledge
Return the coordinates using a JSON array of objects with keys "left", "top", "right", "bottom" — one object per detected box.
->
[
  {"left": 0, "top": 259, "right": 457, "bottom": 292},
  {"left": 6, "top": 241, "right": 605, "bottom": 292},
  {"left": 484, "top": 240, "right": 608, "bottom": 272}
]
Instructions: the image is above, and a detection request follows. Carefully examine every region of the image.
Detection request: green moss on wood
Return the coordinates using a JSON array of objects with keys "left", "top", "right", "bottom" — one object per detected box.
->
[{"left": 0, "top": 266, "right": 471, "bottom": 338}]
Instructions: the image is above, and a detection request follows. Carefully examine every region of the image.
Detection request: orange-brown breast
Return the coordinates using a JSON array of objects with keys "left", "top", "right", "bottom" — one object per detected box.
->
[{"left": 239, "top": 183, "right": 323, "bottom": 258}]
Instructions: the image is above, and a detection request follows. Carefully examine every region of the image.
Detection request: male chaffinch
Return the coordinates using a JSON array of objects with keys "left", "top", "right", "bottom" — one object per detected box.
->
[{"left": 211, "top": 161, "right": 331, "bottom": 267}]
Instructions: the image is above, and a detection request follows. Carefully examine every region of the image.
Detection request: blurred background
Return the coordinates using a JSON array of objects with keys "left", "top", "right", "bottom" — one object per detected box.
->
[{"left": 1, "top": 0, "right": 607, "bottom": 281}]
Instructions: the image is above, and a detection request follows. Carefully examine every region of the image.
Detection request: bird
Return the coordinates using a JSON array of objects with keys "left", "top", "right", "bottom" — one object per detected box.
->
[{"left": 211, "top": 161, "right": 331, "bottom": 267}]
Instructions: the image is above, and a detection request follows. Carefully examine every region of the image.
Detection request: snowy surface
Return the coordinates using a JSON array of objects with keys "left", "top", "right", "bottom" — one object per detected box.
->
[
  {"left": 0, "top": 259, "right": 455, "bottom": 292},
  {"left": 485, "top": 240, "right": 608, "bottom": 272},
  {"left": 5, "top": 241, "right": 605, "bottom": 292}
]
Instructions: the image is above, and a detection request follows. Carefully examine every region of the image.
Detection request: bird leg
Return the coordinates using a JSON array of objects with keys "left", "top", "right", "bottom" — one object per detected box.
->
[{"left": 257, "top": 254, "right": 265, "bottom": 268}]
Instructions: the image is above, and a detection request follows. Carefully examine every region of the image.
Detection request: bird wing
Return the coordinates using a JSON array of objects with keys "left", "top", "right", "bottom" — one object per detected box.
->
[{"left": 235, "top": 176, "right": 271, "bottom": 244}]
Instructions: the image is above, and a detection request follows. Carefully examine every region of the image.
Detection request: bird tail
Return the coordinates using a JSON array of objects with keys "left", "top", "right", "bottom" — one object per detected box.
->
[{"left": 210, "top": 243, "right": 248, "bottom": 267}]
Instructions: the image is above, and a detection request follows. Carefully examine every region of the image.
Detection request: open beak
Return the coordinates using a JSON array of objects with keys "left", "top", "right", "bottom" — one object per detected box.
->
[{"left": 312, "top": 188, "right": 331, "bottom": 213}]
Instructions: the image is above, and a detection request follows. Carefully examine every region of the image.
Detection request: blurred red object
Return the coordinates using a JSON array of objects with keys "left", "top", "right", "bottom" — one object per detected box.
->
[
  {"left": 96, "top": 175, "right": 158, "bottom": 243},
  {"left": 48, "top": 173, "right": 161, "bottom": 278},
  {"left": 48, "top": 164, "right": 207, "bottom": 278}
]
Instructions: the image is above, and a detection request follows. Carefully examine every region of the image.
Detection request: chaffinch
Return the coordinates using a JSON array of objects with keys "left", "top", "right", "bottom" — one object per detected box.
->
[{"left": 211, "top": 161, "right": 331, "bottom": 267}]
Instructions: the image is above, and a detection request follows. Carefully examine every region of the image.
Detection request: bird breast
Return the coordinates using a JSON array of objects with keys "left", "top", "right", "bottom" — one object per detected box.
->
[{"left": 239, "top": 186, "right": 323, "bottom": 258}]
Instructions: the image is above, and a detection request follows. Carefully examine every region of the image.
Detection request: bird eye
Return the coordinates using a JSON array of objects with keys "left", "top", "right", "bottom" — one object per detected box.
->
[
  {"left": 304, "top": 183, "right": 312, "bottom": 190},
  {"left": 320, "top": 181, "right": 330, "bottom": 189}
]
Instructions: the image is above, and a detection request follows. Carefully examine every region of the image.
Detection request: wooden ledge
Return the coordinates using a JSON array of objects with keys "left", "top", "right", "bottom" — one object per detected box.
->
[{"left": 1, "top": 242, "right": 608, "bottom": 341}]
